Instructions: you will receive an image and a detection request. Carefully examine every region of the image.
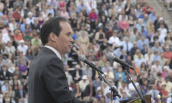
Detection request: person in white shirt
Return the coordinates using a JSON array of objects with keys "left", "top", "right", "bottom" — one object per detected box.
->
[
  {"left": 79, "top": 75, "right": 89, "bottom": 92},
  {"left": 128, "top": 77, "right": 139, "bottom": 96},
  {"left": 26, "top": 12, "right": 35, "bottom": 25},
  {"left": 158, "top": 24, "right": 167, "bottom": 43},
  {"left": 108, "top": 30, "right": 121, "bottom": 47},
  {"left": 17, "top": 40, "right": 28, "bottom": 55}
]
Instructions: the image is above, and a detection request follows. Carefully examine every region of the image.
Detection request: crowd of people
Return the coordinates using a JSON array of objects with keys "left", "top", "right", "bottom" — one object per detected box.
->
[{"left": 0, "top": 0, "right": 172, "bottom": 103}]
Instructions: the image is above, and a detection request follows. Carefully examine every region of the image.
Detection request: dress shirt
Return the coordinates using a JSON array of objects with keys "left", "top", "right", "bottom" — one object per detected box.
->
[{"left": 45, "top": 45, "right": 62, "bottom": 60}]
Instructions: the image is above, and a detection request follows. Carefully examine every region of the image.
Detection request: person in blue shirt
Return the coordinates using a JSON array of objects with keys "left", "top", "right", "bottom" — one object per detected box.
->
[
  {"left": 141, "top": 26, "right": 148, "bottom": 38},
  {"left": 137, "top": 36, "right": 149, "bottom": 50},
  {"left": 148, "top": 10, "right": 157, "bottom": 23}
]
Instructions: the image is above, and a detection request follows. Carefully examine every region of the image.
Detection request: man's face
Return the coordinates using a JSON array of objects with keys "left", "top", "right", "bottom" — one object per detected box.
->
[{"left": 55, "top": 22, "right": 73, "bottom": 54}]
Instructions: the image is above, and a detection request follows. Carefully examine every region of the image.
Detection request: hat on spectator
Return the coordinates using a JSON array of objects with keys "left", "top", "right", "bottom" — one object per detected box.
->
[
  {"left": 159, "top": 17, "right": 163, "bottom": 21},
  {"left": 20, "top": 40, "right": 24, "bottom": 44},
  {"left": 28, "top": 12, "right": 33, "bottom": 16},
  {"left": 82, "top": 75, "right": 87, "bottom": 80}
]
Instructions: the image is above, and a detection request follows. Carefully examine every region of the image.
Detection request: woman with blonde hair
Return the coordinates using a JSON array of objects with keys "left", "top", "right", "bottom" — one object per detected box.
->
[{"left": 146, "top": 19, "right": 155, "bottom": 38}]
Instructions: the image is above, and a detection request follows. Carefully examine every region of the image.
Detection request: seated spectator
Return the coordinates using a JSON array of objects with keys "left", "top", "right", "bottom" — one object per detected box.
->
[
  {"left": 82, "top": 65, "right": 92, "bottom": 78},
  {"left": 137, "top": 36, "right": 149, "bottom": 50},
  {"left": 3, "top": 92, "right": 12, "bottom": 103},
  {"left": 115, "top": 67, "right": 126, "bottom": 83},
  {"left": 18, "top": 59, "right": 28, "bottom": 73},
  {"left": 77, "top": 31, "right": 89, "bottom": 53},
  {"left": 94, "top": 28, "right": 105, "bottom": 44},
  {"left": 73, "top": 83, "right": 82, "bottom": 99},
  {"left": 108, "top": 30, "right": 121, "bottom": 47},
  {"left": 79, "top": 75, "right": 89, "bottom": 92},
  {"left": 128, "top": 77, "right": 139, "bottom": 97},
  {"left": 104, "top": 68, "right": 114, "bottom": 80},
  {"left": 161, "top": 77, "right": 172, "bottom": 93},
  {"left": 83, "top": 80, "right": 96, "bottom": 102},
  {"left": 89, "top": 8, "right": 98, "bottom": 30},
  {"left": 31, "top": 34, "right": 42, "bottom": 51},
  {"left": 17, "top": 40, "right": 28, "bottom": 56},
  {"left": 16, "top": 52, "right": 31, "bottom": 67},
  {"left": 93, "top": 76, "right": 101, "bottom": 89},
  {"left": 31, "top": 18, "right": 40, "bottom": 32},
  {"left": 148, "top": 85, "right": 160, "bottom": 102},
  {"left": 72, "top": 64, "right": 83, "bottom": 83},
  {"left": 15, "top": 85, "right": 26, "bottom": 103},
  {"left": 60, "top": 7, "right": 70, "bottom": 19},
  {"left": 58, "top": 0, "right": 66, "bottom": 11},
  {"left": 26, "top": 12, "right": 35, "bottom": 25},
  {"left": 1, "top": 80, "right": 10, "bottom": 94},
  {"left": 119, "top": 15, "right": 129, "bottom": 32},
  {"left": 0, "top": 65, "right": 11, "bottom": 81},
  {"left": 162, "top": 46, "right": 172, "bottom": 60},
  {"left": 14, "top": 29, "right": 23, "bottom": 44}
]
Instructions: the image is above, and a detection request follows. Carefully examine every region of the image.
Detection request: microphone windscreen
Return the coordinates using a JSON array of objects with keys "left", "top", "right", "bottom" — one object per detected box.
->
[
  {"left": 78, "top": 55, "right": 86, "bottom": 61},
  {"left": 107, "top": 53, "right": 114, "bottom": 60}
]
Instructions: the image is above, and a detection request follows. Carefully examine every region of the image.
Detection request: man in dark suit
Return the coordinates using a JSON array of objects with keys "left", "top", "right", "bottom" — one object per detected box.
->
[
  {"left": 15, "top": 85, "right": 26, "bottom": 103},
  {"left": 28, "top": 17, "right": 85, "bottom": 103},
  {"left": 0, "top": 65, "right": 11, "bottom": 80}
]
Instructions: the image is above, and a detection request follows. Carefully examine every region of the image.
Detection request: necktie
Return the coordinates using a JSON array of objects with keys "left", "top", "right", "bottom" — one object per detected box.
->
[{"left": 126, "top": 42, "right": 129, "bottom": 52}]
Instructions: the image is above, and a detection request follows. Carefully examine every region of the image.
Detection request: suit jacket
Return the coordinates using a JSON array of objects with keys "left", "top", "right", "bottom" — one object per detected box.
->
[
  {"left": 15, "top": 89, "right": 26, "bottom": 99},
  {"left": 0, "top": 70, "right": 11, "bottom": 80},
  {"left": 28, "top": 47, "right": 85, "bottom": 103}
]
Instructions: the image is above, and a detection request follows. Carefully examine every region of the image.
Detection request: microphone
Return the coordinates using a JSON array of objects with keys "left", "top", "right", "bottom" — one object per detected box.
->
[
  {"left": 107, "top": 53, "right": 134, "bottom": 70},
  {"left": 78, "top": 55, "right": 104, "bottom": 74},
  {"left": 72, "top": 43, "right": 80, "bottom": 50}
]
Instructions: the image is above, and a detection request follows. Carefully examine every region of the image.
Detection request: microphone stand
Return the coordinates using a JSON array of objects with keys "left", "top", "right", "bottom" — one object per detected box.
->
[
  {"left": 122, "top": 66, "right": 146, "bottom": 103},
  {"left": 95, "top": 67, "right": 121, "bottom": 103}
]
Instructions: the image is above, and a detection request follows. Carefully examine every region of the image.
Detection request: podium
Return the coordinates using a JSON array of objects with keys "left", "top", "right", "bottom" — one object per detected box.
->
[{"left": 120, "top": 95, "right": 151, "bottom": 103}]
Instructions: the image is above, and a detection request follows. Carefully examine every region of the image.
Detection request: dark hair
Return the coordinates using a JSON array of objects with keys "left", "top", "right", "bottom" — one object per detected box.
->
[{"left": 40, "top": 17, "right": 69, "bottom": 45}]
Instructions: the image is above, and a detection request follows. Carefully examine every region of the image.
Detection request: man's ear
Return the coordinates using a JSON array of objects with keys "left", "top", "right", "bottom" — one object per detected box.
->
[{"left": 49, "top": 32, "right": 57, "bottom": 42}]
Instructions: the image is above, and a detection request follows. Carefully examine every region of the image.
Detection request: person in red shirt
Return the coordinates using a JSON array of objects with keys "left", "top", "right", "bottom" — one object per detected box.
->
[
  {"left": 14, "top": 29, "right": 23, "bottom": 44},
  {"left": 142, "top": 3, "right": 153, "bottom": 14},
  {"left": 160, "top": 84, "right": 168, "bottom": 102},
  {"left": 89, "top": 8, "right": 98, "bottom": 30},
  {"left": 11, "top": 8, "right": 22, "bottom": 22},
  {"left": 162, "top": 46, "right": 172, "bottom": 60}
]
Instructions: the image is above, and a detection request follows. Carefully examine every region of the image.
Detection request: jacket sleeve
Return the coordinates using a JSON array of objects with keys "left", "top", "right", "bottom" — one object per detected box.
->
[{"left": 43, "top": 58, "right": 85, "bottom": 103}]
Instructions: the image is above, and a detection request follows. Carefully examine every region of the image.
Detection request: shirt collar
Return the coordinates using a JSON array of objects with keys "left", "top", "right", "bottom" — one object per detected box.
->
[{"left": 44, "top": 45, "right": 62, "bottom": 60}]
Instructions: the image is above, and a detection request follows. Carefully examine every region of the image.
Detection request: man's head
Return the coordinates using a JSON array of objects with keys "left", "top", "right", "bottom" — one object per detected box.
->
[{"left": 40, "top": 17, "right": 74, "bottom": 55}]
